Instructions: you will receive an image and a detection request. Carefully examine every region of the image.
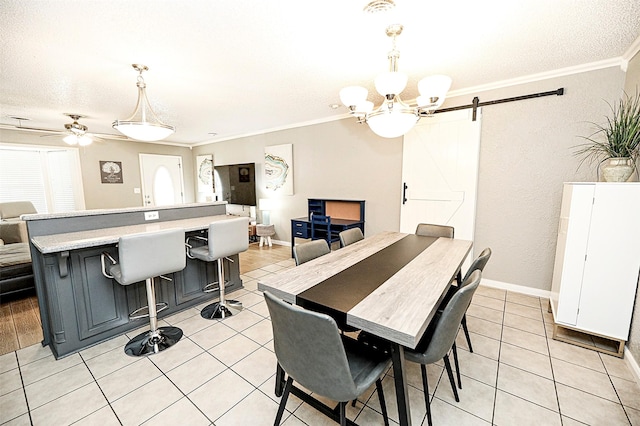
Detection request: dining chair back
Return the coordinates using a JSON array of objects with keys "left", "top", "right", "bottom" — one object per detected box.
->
[
  {"left": 293, "top": 239, "right": 330, "bottom": 266},
  {"left": 339, "top": 227, "right": 364, "bottom": 248},
  {"left": 415, "top": 223, "right": 454, "bottom": 238},
  {"left": 264, "top": 291, "right": 391, "bottom": 426},
  {"left": 462, "top": 247, "right": 492, "bottom": 283},
  {"left": 404, "top": 269, "right": 481, "bottom": 426},
  {"left": 311, "top": 214, "right": 340, "bottom": 247},
  {"left": 453, "top": 247, "right": 492, "bottom": 354}
]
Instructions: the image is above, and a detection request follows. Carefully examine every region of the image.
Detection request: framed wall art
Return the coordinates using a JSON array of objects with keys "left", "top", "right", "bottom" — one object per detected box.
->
[{"left": 264, "top": 144, "right": 293, "bottom": 195}]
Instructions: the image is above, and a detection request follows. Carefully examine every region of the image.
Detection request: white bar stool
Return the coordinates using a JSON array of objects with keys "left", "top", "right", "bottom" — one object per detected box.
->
[
  {"left": 101, "top": 228, "right": 186, "bottom": 357},
  {"left": 256, "top": 224, "right": 275, "bottom": 247},
  {"left": 186, "top": 217, "right": 249, "bottom": 319}
]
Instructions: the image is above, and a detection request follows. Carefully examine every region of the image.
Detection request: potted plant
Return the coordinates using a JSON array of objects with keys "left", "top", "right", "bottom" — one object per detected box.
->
[{"left": 574, "top": 91, "right": 640, "bottom": 182}]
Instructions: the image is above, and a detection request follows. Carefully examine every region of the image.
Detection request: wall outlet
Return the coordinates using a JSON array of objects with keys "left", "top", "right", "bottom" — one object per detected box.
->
[
  {"left": 144, "top": 211, "right": 159, "bottom": 221},
  {"left": 133, "top": 187, "right": 141, "bottom": 194}
]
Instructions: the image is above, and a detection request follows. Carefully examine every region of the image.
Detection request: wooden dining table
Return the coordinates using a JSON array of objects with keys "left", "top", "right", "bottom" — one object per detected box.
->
[{"left": 258, "top": 230, "right": 472, "bottom": 426}]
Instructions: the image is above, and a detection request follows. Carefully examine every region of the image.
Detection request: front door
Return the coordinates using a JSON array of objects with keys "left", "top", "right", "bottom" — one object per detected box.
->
[{"left": 139, "top": 154, "right": 185, "bottom": 207}]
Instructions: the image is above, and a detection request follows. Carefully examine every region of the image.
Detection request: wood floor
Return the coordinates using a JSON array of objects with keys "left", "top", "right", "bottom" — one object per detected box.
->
[{"left": 0, "top": 242, "right": 291, "bottom": 357}]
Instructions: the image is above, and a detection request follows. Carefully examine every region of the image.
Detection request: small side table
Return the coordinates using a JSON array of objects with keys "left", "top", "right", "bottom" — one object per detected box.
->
[{"left": 256, "top": 224, "right": 275, "bottom": 247}]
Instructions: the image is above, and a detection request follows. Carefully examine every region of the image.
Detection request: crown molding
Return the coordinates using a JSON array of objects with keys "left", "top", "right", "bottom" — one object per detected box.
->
[
  {"left": 621, "top": 34, "right": 640, "bottom": 72},
  {"left": 446, "top": 57, "right": 625, "bottom": 98}
]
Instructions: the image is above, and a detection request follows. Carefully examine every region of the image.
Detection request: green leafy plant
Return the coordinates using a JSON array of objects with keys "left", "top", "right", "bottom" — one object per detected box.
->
[{"left": 574, "top": 91, "right": 640, "bottom": 168}]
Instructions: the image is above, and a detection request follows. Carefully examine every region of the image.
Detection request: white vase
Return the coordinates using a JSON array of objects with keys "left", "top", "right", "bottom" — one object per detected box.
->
[{"left": 601, "top": 157, "right": 635, "bottom": 182}]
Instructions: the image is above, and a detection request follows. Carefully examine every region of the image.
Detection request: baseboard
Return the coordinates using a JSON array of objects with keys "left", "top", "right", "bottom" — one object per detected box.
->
[
  {"left": 625, "top": 346, "right": 640, "bottom": 384},
  {"left": 480, "top": 278, "right": 553, "bottom": 299}
]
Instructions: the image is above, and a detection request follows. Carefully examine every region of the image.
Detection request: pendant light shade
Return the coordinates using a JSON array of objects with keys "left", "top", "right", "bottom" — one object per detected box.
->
[{"left": 113, "top": 64, "right": 175, "bottom": 142}]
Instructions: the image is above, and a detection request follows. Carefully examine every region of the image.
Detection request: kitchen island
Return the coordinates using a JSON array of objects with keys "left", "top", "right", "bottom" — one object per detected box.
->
[{"left": 24, "top": 203, "right": 245, "bottom": 359}]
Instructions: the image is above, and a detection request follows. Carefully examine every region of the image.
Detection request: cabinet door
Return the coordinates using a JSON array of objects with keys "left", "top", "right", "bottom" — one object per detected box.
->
[
  {"left": 175, "top": 257, "right": 209, "bottom": 305},
  {"left": 71, "top": 248, "right": 130, "bottom": 340},
  {"left": 577, "top": 184, "right": 640, "bottom": 339},
  {"left": 554, "top": 184, "right": 594, "bottom": 326}
]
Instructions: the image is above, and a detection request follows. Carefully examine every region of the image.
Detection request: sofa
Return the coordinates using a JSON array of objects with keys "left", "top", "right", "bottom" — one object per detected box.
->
[{"left": 0, "top": 201, "right": 37, "bottom": 297}]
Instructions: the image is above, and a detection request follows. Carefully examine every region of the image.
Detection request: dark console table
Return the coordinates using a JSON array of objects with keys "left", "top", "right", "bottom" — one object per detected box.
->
[{"left": 290, "top": 199, "right": 365, "bottom": 257}]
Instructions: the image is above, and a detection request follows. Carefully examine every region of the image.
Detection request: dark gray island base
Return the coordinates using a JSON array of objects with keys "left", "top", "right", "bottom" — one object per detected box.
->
[{"left": 24, "top": 203, "right": 244, "bottom": 359}]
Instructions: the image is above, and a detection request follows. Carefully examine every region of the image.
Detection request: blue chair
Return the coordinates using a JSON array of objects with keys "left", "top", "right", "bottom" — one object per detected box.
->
[{"left": 311, "top": 215, "right": 340, "bottom": 247}]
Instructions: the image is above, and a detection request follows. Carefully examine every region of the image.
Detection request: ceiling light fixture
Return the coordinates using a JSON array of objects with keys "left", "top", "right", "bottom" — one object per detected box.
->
[
  {"left": 339, "top": 24, "right": 452, "bottom": 138},
  {"left": 113, "top": 64, "right": 175, "bottom": 142},
  {"left": 363, "top": 0, "right": 396, "bottom": 14},
  {"left": 63, "top": 114, "right": 93, "bottom": 146}
]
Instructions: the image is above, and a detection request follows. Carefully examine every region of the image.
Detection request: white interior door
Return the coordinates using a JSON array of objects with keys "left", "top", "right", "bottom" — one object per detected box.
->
[
  {"left": 139, "top": 154, "right": 185, "bottom": 207},
  {"left": 400, "top": 108, "right": 481, "bottom": 246}
]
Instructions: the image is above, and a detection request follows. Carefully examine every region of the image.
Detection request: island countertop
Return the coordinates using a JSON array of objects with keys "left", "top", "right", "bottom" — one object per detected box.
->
[
  {"left": 22, "top": 201, "right": 227, "bottom": 221},
  {"left": 31, "top": 214, "right": 245, "bottom": 254}
]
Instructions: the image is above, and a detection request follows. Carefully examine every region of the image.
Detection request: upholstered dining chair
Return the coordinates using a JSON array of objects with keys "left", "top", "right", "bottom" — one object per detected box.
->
[
  {"left": 404, "top": 270, "right": 481, "bottom": 426},
  {"left": 415, "top": 223, "right": 454, "bottom": 238},
  {"left": 264, "top": 291, "right": 391, "bottom": 426},
  {"left": 293, "top": 239, "right": 330, "bottom": 266},
  {"left": 450, "top": 247, "right": 492, "bottom": 355},
  {"left": 339, "top": 227, "right": 364, "bottom": 248}
]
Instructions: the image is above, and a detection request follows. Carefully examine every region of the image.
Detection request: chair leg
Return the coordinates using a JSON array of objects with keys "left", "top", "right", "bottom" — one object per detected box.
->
[
  {"left": 274, "top": 376, "right": 293, "bottom": 426},
  {"left": 275, "top": 363, "right": 285, "bottom": 397},
  {"left": 420, "top": 364, "right": 432, "bottom": 426},
  {"left": 339, "top": 401, "right": 347, "bottom": 426},
  {"left": 452, "top": 342, "right": 462, "bottom": 389},
  {"left": 375, "top": 378, "right": 390, "bottom": 426},
  {"left": 461, "top": 314, "right": 473, "bottom": 353},
  {"left": 443, "top": 354, "right": 459, "bottom": 402}
]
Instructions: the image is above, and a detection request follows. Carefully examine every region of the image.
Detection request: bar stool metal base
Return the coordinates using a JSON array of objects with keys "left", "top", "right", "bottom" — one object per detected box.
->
[
  {"left": 124, "top": 326, "right": 183, "bottom": 357},
  {"left": 200, "top": 300, "right": 243, "bottom": 319}
]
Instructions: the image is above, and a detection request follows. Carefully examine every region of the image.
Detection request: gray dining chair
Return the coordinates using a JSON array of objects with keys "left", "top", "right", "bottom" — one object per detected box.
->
[
  {"left": 404, "top": 270, "right": 481, "bottom": 426},
  {"left": 415, "top": 223, "right": 454, "bottom": 238},
  {"left": 293, "top": 239, "right": 330, "bottom": 266},
  {"left": 454, "top": 247, "right": 492, "bottom": 354},
  {"left": 339, "top": 227, "right": 364, "bottom": 248},
  {"left": 264, "top": 291, "right": 391, "bottom": 426}
]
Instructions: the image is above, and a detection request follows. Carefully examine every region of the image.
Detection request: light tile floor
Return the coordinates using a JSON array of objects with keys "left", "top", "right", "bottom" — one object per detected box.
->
[{"left": 1, "top": 257, "right": 639, "bottom": 426}]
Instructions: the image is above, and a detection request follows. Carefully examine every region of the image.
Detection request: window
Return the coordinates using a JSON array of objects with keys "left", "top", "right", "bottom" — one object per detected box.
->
[{"left": 0, "top": 145, "right": 85, "bottom": 213}]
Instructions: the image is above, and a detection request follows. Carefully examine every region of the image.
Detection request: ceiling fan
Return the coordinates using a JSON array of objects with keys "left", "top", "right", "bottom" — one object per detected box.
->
[
  {"left": 58, "top": 114, "right": 94, "bottom": 146},
  {"left": 1, "top": 113, "right": 128, "bottom": 144}
]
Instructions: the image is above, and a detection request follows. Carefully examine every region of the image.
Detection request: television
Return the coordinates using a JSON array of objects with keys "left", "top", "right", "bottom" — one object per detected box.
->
[{"left": 214, "top": 162, "right": 257, "bottom": 206}]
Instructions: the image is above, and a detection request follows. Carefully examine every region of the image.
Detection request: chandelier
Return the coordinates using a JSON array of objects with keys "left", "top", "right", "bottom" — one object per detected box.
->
[
  {"left": 339, "top": 24, "right": 452, "bottom": 138},
  {"left": 113, "top": 64, "right": 175, "bottom": 142}
]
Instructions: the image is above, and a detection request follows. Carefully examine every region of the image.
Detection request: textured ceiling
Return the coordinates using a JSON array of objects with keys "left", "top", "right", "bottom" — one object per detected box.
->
[{"left": 1, "top": 0, "right": 639, "bottom": 146}]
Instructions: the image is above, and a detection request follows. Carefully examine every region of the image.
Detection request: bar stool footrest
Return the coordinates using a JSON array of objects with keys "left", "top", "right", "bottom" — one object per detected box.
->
[
  {"left": 128, "top": 302, "right": 169, "bottom": 320},
  {"left": 124, "top": 326, "right": 183, "bottom": 357},
  {"left": 203, "top": 280, "right": 231, "bottom": 293}
]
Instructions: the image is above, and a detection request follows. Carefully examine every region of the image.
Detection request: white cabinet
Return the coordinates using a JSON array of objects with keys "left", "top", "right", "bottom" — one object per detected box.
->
[{"left": 550, "top": 182, "right": 640, "bottom": 355}]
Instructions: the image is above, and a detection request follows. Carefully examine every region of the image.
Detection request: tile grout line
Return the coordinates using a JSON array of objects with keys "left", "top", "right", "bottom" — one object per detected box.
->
[
  {"left": 76, "top": 351, "right": 123, "bottom": 426},
  {"left": 490, "top": 288, "right": 508, "bottom": 425},
  {"left": 599, "top": 350, "right": 634, "bottom": 425},
  {"left": 541, "top": 296, "right": 567, "bottom": 425}
]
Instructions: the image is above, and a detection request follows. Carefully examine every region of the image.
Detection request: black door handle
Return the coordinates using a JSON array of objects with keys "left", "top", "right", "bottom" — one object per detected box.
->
[{"left": 403, "top": 183, "right": 408, "bottom": 205}]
